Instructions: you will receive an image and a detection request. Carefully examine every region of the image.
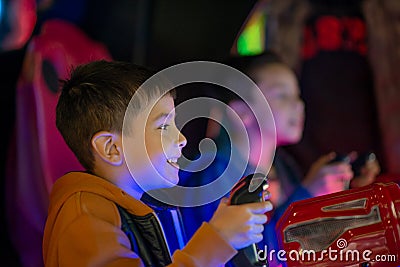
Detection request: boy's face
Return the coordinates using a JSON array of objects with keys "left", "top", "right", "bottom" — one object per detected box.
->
[
  {"left": 253, "top": 63, "right": 305, "bottom": 146},
  {"left": 124, "top": 95, "right": 187, "bottom": 192}
]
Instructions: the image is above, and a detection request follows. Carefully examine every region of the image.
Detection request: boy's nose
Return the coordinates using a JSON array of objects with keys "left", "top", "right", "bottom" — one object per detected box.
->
[
  {"left": 178, "top": 131, "right": 187, "bottom": 148},
  {"left": 296, "top": 98, "right": 305, "bottom": 112}
]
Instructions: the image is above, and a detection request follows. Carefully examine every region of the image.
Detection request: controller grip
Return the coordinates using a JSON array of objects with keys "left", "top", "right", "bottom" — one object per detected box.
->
[{"left": 228, "top": 173, "right": 269, "bottom": 267}]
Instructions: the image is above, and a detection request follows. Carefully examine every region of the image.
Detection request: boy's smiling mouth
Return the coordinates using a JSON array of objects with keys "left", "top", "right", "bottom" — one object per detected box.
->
[{"left": 167, "top": 158, "right": 180, "bottom": 169}]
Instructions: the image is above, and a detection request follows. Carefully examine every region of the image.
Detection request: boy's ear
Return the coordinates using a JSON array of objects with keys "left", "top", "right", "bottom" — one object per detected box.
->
[
  {"left": 228, "top": 100, "right": 254, "bottom": 127},
  {"left": 91, "top": 131, "right": 123, "bottom": 166}
]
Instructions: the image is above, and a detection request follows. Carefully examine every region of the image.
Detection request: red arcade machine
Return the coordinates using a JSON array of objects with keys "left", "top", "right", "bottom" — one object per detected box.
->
[{"left": 276, "top": 182, "right": 400, "bottom": 267}]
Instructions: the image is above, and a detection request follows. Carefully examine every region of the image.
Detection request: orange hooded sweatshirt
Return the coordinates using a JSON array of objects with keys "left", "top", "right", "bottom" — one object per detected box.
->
[{"left": 43, "top": 172, "right": 237, "bottom": 266}]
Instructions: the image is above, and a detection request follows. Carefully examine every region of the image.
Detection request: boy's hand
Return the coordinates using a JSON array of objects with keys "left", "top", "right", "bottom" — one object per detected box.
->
[
  {"left": 208, "top": 198, "right": 273, "bottom": 249},
  {"left": 350, "top": 157, "right": 380, "bottom": 188},
  {"left": 303, "top": 152, "right": 353, "bottom": 197}
]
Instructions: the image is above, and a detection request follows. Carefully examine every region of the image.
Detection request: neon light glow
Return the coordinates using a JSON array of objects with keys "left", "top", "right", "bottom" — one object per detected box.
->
[{"left": 237, "top": 13, "right": 265, "bottom": 56}]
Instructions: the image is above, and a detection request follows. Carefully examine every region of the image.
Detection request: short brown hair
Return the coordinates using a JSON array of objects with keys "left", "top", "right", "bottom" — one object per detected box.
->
[{"left": 56, "top": 60, "right": 173, "bottom": 171}]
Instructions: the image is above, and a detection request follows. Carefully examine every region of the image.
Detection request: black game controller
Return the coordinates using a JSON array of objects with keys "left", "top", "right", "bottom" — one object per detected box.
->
[
  {"left": 328, "top": 152, "right": 378, "bottom": 179},
  {"left": 228, "top": 173, "right": 269, "bottom": 267},
  {"left": 351, "top": 152, "right": 376, "bottom": 177},
  {"left": 328, "top": 154, "right": 351, "bottom": 164}
]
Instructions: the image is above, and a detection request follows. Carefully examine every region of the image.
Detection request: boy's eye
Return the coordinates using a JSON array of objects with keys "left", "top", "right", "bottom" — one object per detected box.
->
[{"left": 159, "top": 124, "right": 169, "bottom": 130}]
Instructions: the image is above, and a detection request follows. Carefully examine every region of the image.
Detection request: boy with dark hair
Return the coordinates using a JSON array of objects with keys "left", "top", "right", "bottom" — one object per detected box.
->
[{"left": 43, "top": 60, "right": 272, "bottom": 267}]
